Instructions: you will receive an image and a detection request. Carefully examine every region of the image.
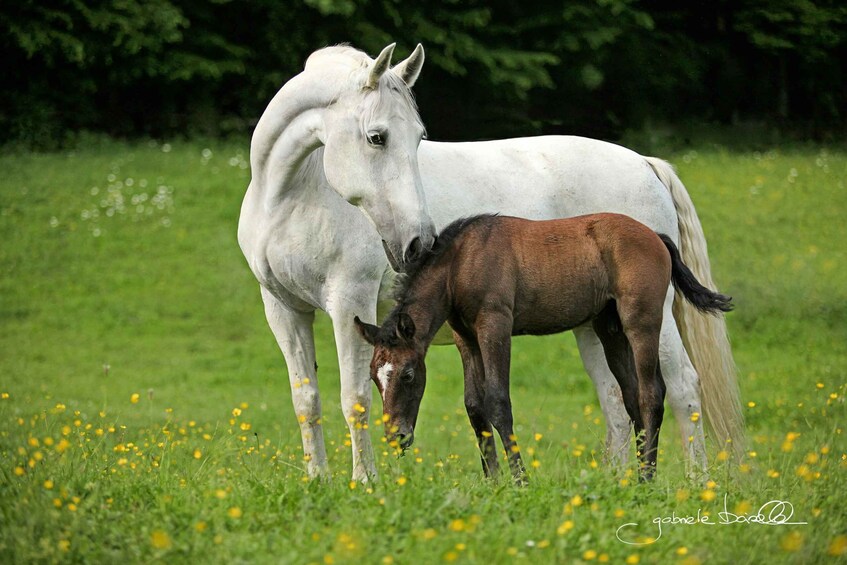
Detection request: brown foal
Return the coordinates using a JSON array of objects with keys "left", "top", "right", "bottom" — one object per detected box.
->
[{"left": 355, "top": 213, "right": 732, "bottom": 481}]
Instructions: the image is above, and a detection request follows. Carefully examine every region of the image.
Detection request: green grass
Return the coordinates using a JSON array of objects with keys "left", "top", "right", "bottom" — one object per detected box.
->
[{"left": 0, "top": 139, "right": 845, "bottom": 563}]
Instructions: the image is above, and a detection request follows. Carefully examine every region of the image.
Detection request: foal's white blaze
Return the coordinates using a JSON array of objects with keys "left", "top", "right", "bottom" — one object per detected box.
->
[{"left": 377, "top": 362, "right": 394, "bottom": 392}]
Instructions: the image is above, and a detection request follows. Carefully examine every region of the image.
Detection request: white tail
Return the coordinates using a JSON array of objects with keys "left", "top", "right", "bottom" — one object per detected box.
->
[{"left": 645, "top": 157, "right": 745, "bottom": 455}]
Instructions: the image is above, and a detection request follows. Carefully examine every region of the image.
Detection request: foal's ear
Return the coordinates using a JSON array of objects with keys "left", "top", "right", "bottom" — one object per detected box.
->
[
  {"left": 353, "top": 316, "right": 380, "bottom": 345},
  {"left": 396, "top": 312, "right": 416, "bottom": 341}
]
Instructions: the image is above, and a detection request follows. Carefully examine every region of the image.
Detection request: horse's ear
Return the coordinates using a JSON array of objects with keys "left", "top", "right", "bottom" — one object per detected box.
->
[
  {"left": 366, "top": 43, "right": 396, "bottom": 89},
  {"left": 392, "top": 43, "right": 425, "bottom": 87},
  {"left": 354, "top": 316, "right": 380, "bottom": 345},
  {"left": 396, "top": 312, "right": 416, "bottom": 341}
]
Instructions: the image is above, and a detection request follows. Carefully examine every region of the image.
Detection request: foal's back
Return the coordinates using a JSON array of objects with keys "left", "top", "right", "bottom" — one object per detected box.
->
[{"left": 449, "top": 213, "right": 671, "bottom": 335}]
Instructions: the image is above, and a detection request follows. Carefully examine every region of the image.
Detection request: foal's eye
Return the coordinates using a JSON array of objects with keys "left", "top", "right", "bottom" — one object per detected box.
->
[
  {"left": 402, "top": 368, "right": 415, "bottom": 383},
  {"left": 367, "top": 132, "right": 386, "bottom": 146}
]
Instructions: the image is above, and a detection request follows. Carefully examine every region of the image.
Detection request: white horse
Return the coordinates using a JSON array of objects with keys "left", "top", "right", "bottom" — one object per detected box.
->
[{"left": 238, "top": 43, "right": 743, "bottom": 481}]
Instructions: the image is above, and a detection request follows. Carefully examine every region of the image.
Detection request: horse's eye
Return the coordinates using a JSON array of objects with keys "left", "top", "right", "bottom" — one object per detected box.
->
[
  {"left": 402, "top": 368, "right": 414, "bottom": 383},
  {"left": 367, "top": 132, "right": 386, "bottom": 146}
]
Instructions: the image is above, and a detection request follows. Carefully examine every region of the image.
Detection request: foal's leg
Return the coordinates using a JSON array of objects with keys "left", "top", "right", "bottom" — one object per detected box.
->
[
  {"left": 261, "top": 288, "right": 328, "bottom": 479},
  {"left": 617, "top": 301, "right": 666, "bottom": 481},
  {"left": 573, "top": 327, "right": 633, "bottom": 467},
  {"left": 476, "top": 312, "right": 527, "bottom": 484},
  {"left": 454, "top": 331, "right": 499, "bottom": 477},
  {"left": 591, "top": 309, "right": 643, "bottom": 452}
]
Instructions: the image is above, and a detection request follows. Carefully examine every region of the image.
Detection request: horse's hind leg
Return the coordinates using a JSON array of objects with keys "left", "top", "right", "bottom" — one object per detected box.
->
[
  {"left": 261, "top": 288, "right": 328, "bottom": 479},
  {"left": 454, "top": 331, "right": 499, "bottom": 478},
  {"left": 573, "top": 327, "right": 633, "bottom": 467},
  {"left": 661, "top": 290, "right": 708, "bottom": 476}
]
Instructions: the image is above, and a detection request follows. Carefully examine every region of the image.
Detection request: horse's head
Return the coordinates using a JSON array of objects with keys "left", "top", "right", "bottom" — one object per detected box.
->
[
  {"left": 354, "top": 313, "right": 426, "bottom": 451},
  {"left": 315, "top": 43, "right": 436, "bottom": 272}
]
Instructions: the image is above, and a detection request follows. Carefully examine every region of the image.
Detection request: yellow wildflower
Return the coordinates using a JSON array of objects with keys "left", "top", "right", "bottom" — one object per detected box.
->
[
  {"left": 557, "top": 520, "right": 574, "bottom": 535},
  {"left": 828, "top": 535, "right": 847, "bottom": 556},
  {"left": 150, "top": 530, "right": 172, "bottom": 549},
  {"left": 779, "top": 531, "right": 803, "bottom": 552}
]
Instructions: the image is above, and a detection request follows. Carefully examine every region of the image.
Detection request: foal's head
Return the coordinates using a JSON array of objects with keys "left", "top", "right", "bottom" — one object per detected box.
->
[{"left": 354, "top": 313, "right": 426, "bottom": 450}]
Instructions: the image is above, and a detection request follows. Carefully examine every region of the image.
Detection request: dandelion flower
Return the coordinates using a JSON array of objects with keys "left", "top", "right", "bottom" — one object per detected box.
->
[
  {"left": 779, "top": 531, "right": 803, "bottom": 552},
  {"left": 150, "top": 530, "right": 172, "bottom": 549},
  {"left": 556, "top": 520, "right": 574, "bottom": 535},
  {"left": 625, "top": 555, "right": 640, "bottom": 564},
  {"left": 828, "top": 535, "right": 847, "bottom": 556},
  {"left": 449, "top": 519, "right": 465, "bottom": 532},
  {"left": 227, "top": 507, "right": 242, "bottom": 519},
  {"left": 130, "top": 393, "right": 140, "bottom": 404},
  {"left": 583, "top": 549, "right": 597, "bottom": 560}
]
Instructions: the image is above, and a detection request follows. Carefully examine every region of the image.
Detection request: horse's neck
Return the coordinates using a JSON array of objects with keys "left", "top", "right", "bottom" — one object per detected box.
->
[{"left": 249, "top": 72, "right": 331, "bottom": 211}]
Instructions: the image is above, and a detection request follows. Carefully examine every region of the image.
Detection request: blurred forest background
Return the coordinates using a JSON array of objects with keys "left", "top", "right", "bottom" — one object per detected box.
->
[{"left": 2, "top": 0, "right": 845, "bottom": 149}]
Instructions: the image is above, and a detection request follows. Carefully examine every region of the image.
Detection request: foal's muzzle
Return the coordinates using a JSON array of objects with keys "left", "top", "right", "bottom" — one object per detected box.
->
[{"left": 396, "top": 431, "right": 415, "bottom": 451}]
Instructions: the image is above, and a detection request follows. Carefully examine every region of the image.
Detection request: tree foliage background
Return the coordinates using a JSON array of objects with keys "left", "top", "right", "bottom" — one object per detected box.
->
[{"left": 2, "top": 0, "right": 845, "bottom": 148}]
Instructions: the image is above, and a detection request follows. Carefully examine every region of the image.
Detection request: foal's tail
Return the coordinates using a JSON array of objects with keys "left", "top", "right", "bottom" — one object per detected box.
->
[{"left": 658, "top": 233, "right": 733, "bottom": 315}]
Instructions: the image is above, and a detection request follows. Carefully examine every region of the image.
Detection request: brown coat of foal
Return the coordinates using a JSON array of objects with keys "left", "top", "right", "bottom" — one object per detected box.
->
[{"left": 355, "top": 213, "right": 732, "bottom": 481}]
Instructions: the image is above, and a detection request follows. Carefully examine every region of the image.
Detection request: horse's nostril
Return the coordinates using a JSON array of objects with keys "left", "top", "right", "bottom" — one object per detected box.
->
[{"left": 404, "top": 237, "right": 423, "bottom": 264}]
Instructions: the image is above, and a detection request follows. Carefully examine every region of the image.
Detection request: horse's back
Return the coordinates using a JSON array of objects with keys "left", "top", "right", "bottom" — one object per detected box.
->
[{"left": 418, "top": 136, "right": 676, "bottom": 236}]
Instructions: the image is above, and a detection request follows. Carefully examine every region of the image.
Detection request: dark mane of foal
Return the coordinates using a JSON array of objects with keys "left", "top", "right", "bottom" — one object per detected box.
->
[
  {"left": 377, "top": 214, "right": 497, "bottom": 344},
  {"left": 394, "top": 213, "right": 498, "bottom": 302}
]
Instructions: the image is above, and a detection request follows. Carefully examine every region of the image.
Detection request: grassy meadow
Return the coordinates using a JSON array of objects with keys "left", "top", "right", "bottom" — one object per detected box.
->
[{"left": 0, "top": 138, "right": 845, "bottom": 563}]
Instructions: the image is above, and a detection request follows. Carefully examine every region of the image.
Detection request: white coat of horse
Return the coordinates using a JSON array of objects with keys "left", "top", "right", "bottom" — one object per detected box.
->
[{"left": 238, "top": 43, "right": 743, "bottom": 481}]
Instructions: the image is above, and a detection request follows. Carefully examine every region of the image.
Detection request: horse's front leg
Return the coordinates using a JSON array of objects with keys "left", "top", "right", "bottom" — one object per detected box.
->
[
  {"left": 477, "top": 312, "right": 526, "bottom": 484},
  {"left": 261, "top": 288, "right": 329, "bottom": 479},
  {"left": 329, "top": 302, "right": 379, "bottom": 482},
  {"left": 573, "top": 327, "right": 633, "bottom": 468},
  {"left": 453, "top": 330, "right": 499, "bottom": 478}
]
